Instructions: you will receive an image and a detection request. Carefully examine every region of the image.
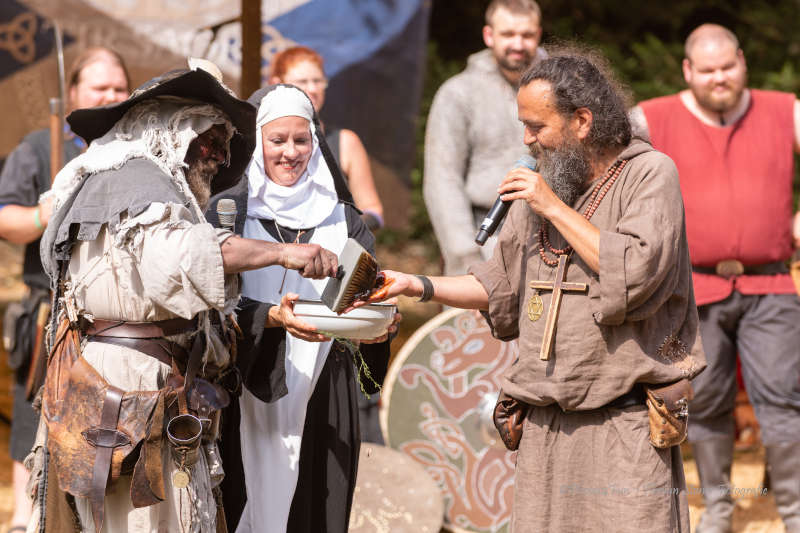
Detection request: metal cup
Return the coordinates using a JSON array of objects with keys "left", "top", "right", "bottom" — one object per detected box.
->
[{"left": 166, "top": 413, "right": 203, "bottom": 467}]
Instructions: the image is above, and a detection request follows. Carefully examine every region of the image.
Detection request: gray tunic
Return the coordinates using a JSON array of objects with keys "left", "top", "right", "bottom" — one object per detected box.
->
[
  {"left": 470, "top": 141, "right": 705, "bottom": 409},
  {"left": 423, "top": 48, "right": 545, "bottom": 275},
  {"left": 469, "top": 141, "right": 706, "bottom": 532}
]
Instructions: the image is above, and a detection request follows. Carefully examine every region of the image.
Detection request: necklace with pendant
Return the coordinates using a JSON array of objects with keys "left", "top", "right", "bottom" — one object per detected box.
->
[
  {"left": 527, "top": 159, "right": 627, "bottom": 324},
  {"left": 537, "top": 159, "right": 627, "bottom": 267},
  {"left": 273, "top": 219, "right": 305, "bottom": 294}
]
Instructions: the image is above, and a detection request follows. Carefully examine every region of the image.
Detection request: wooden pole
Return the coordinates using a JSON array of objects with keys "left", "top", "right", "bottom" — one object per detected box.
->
[
  {"left": 240, "top": 0, "right": 262, "bottom": 98},
  {"left": 49, "top": 97, "right": 63, "bottom": 182}
]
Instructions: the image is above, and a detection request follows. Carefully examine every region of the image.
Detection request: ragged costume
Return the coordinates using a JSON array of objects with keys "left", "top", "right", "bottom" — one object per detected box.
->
[
  {"left": 28, "top": 67, "right": 256, "bottom": 533},
  {"left": 208, "top": 85, "right": 390, "bottom": 533},
  {"left": 469, "top": 140, "right": 706, "bottom": 533}
]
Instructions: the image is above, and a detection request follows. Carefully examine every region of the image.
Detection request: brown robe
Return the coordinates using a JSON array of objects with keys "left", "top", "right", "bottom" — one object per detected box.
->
[{"left": 469, "top": 140, "right": 706, "bottom": 533}]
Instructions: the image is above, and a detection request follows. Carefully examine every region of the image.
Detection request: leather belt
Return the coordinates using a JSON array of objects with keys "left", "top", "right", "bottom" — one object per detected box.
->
[
  {"left": 86, "top": 336, "right": 188, "bottom": 368},
  {"left": 81, "top": 317, "right": 195, "bottom": 368},
  {"left": 692, "top": 260, "right": 788, "bottom": 279},
  {"left": 83, "top": 317, "right": 197, "bottom": 338},
  {"left": 605, "top": 384, "right": 646, "bottom": 409}
]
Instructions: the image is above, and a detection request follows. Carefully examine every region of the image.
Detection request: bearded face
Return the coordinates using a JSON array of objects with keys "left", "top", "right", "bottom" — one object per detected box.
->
[
  {"left": 184, "top": 124, "right": 228, "bottom": 209},
  {"left": 484, "top": 7, "right": 541, "bottom": 75},
  {"left": 683, "top": 41, "right": 747, "bottom": 114},
  {"left": 529, "top": 126, "right": 592, "bottom": 208},
  {"left": 185, "top": 157, "right": 218, "bottom": 209}
]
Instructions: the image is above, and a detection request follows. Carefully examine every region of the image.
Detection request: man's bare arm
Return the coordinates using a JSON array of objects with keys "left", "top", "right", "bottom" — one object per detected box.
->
[
  {"left": 357, "top": 270, "right": 489, "bottom": 310},
  {"left": 220, "top": 235, "right": 338, "bottom": 278},
  {"left": 790, "top": 99, "right": 800, "bottom": 247},
  {"left": 628, "top": 105, "right": 651, "bottom": 143},
  {"left": 0, "top": 198, "right": 53, "bottom": 245},
  {"left": 794, "top": 99, "right": 800, "bottom": 153}
]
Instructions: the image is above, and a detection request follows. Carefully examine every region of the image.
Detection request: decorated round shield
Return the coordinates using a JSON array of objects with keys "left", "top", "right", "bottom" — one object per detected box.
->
[
  {"left": 349, "top": 444, "right": 444, "bottom": 533},
  {"left": 380, "top": 308, "right": 518, "bottom": 533}
]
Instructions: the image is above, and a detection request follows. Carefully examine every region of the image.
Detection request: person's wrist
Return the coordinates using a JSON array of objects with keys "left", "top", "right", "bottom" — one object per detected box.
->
[
  {"left": 361, "top": 210, "right": 383, "bottom": 231},
  {"left": 415, "top": 275, "right": 434, "bottom": 302},
  {"left": 33, "top": 206, "right": 44, "bottom": 231},
  {"left": 276, "top": 242, "right": 289, "bottom": 268},
  {"left": 409, "top": 275, "right": 423, "bottom": 299},
  {"left": 266, "top": 305, "right": 282, "bottom": 328}
]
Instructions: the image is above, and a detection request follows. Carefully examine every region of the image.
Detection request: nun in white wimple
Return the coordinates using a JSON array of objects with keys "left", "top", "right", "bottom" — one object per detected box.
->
[{"left": 230, "top": 85, "right": 391, "bottom": 533}]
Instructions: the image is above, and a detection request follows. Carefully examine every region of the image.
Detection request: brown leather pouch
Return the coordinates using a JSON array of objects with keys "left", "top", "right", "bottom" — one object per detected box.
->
[
  {"left": 492, "top": 391, "right": 530, "bottom": 451},
  {"left": 41, "top": 321, "right": 160, "bottom": 499},
  {"left": 644, "top": 378, "right": 693, "bottom": 448}
]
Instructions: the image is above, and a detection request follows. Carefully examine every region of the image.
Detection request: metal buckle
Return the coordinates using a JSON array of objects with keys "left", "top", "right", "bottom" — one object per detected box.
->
[
  {"left": 675, "top": 398, "right": 689, "bottom": 419},
  {"left": 715, "top": 259, "right": 744, "bottom": 278}
]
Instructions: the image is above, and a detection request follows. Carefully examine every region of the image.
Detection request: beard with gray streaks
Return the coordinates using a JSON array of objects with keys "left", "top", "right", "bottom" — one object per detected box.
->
[
  {"left": 528, "top": 132, "right": 592, "bottom": 208},
  {"left": 185, "top": 158, "right": 219, "bottom": 211}
]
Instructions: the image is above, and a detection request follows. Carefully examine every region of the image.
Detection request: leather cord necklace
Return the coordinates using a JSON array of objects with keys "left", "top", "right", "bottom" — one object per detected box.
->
[
  {"left": 538, "top": 159, "right": 628, "bottom": 267},
  {"left": 273, "top": 219, "right": 306, "bottom": 294}
]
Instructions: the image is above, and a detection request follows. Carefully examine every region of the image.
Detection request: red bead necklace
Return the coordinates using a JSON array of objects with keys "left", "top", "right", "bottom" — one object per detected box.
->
[{"left": 538, "top": 159, "right": 628, "bottom": 267}]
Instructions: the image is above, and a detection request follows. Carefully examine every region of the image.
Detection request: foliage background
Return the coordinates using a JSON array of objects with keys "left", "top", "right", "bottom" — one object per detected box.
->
[{"left": 386, "top": 0, "right": 800, "bottom": 257}]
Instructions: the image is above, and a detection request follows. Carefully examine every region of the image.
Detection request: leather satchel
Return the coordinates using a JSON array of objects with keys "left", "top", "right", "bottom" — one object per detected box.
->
[
  {"left": 644, "top": 379, "right": 693, "bottom": 448},
  {"left": 492, "top": 391, "right": 530, "bottom": 451},
  {"left": 41, "top": 320, "right": 162, "bottom": 532}
]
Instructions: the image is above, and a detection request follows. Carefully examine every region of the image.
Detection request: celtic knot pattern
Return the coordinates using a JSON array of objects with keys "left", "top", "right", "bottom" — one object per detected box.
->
[{"left": 0, "top": 12, "right": 37, "bottom": 64}]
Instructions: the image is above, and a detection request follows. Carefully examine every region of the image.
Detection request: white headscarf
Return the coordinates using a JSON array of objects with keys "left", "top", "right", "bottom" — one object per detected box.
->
[{"left": 245, "top": 85, "right": 338, "bottom": 228}]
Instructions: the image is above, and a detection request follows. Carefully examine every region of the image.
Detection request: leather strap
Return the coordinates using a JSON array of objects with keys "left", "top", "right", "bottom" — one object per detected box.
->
[
  {"left": 88, "top": 385, "right": 125, "bottom": 533},
  {"left": 182, "top": 334, "right": 206, "bottom": 413},
  {"left": 692, "top": 260, "right": 788, "bottom": 277},
  {"left": 131, "top": 389, "right": 167, "bottom": 508},
  {"left": 83, "top": 317, "right": 197, "bottom": 338},
  {"left": 605, "top": 384, "right": 646, "bottom": 409},
  {"left": 86, "top": 336, "right": 188, "bottom": 369}
]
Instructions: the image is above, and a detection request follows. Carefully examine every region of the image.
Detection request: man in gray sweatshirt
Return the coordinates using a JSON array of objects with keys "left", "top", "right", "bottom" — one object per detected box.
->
[{"left": 424, "top": 0, "right": 546, "bottom": 275}]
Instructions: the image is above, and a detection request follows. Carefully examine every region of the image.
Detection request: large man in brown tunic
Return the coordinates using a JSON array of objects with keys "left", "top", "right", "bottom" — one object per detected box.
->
[{"left": 361, "top": 51, "right": 706, "bottom": 532}]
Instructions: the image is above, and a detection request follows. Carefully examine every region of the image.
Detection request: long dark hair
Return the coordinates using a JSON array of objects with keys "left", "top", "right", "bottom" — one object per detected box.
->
[{"left": 520, "top": 46, "right": 632, "bottom": 151}]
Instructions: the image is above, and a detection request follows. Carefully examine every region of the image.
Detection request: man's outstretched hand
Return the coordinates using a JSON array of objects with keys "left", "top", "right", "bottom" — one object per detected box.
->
[
  {"left": 279, "top": 243, "right": 339, "bottom": 279},
  {"left": 345, "top": 270, "right": 419, "bottom": 311}
]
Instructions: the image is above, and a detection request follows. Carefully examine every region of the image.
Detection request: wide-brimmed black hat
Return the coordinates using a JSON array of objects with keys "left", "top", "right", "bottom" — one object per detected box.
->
[{"left": 67, "top": 68, "right": 256, "bottom": 194}]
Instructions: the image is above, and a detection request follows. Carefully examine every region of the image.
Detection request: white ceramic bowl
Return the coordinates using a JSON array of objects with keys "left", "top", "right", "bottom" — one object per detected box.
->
[{"left": 293, "top": 299, "right": 396, "bottom": 339}]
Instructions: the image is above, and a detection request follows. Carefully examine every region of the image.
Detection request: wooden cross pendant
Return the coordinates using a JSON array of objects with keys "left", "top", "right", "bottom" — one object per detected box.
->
[{"left": 529, "top": 254, "right": 588, "bottom": 361}]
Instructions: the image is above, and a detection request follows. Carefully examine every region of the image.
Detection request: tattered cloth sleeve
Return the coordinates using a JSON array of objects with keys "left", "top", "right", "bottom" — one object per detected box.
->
[
  {"left": 134, "top": 204, "right": 230, "bottom": 317},
  {"left": 235, "top": 203, "right": 389, "bottom": 403},
  {"left": 65, "top": 201, "right": 231, "bottom": 322}
]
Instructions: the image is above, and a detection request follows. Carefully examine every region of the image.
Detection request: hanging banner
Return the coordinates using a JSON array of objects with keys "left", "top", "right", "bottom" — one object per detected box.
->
[
  {"left": 2, "top": 0, "right": 429, "bottom": 228},
  {"left": 263, "top": 1, "right": 431, "bottom": 227}
]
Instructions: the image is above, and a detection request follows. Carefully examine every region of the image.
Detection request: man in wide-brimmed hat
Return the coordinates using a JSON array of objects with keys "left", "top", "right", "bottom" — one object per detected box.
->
[{"left": 27, "top": 61, "right": 339, "bottom": 533}]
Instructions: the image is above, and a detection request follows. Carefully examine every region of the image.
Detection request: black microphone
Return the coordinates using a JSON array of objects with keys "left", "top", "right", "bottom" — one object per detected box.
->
[{"left": 475, "top": 155, "right": 538, "bottom": 245}]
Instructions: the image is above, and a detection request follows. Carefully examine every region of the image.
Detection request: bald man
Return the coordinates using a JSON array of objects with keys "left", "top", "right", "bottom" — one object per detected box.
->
[{"left": 631, "top": 24, "right": 800, "bottom": 533}]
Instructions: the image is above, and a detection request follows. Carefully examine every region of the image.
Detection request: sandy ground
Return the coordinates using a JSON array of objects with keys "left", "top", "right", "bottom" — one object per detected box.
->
[{"left": 0, "top": 240, "right": 786, "bottom": 532}]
